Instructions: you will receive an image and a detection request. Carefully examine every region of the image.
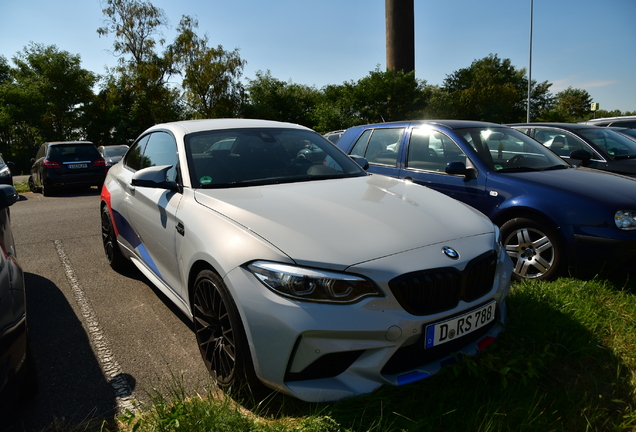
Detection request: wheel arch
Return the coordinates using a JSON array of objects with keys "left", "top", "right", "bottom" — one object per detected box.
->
[
  {"left": 492, "top": 207, "right": 560, "bottom": 234},
  {"left": 187, "top": 260, "right": 219, "bottom": 309}
]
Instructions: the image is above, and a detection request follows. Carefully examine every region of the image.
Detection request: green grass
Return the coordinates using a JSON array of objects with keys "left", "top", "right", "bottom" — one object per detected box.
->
[
  {"left": 43, "top": 277, "right": 636, "bottom": 432},
  {"left": 14, "top": 179, "right": 30, "bottom": 194}
]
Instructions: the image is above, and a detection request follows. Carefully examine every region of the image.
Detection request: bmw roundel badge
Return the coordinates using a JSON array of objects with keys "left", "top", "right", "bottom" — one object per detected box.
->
[{"left": 442, "top": 246, "right": 459, "bottom": 260}]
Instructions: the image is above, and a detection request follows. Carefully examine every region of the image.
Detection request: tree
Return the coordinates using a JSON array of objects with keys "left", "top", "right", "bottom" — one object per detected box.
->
[
  {"left": 311, "top": 68, "right": 430, "bottom": 132},
  {"left": 0, "top": 46, "right": 97, "bottom": 172},
  {"left": 434, "top": 54, "right": 551, "bottom": 123},
  {"left": 553, "top": 87, "right": 593, "bottom": 122},
  {"left": 170, "top": 16, "right": 246, "bottom": 118},
  {"left": 11, "top": 43, "right": 98, "bottom": 141},
  {"left": 97, "top": 0, "right": 167, "bottom": 66},
  {"left": 97, "top": 0, "right": 183, "bottom": 138},
  {"left": 346, "top": 68, "right": 429, "bottom": 123},
  {"left": 243, "top": 70, "right": 320, "bottom": 127}
]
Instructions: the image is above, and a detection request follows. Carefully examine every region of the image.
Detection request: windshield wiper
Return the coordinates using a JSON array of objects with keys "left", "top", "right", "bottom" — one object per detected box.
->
[
  {"left": 613, "top": 155, "right": 636, "bottom": 160},
  {"left": 496, "top": 166, "right": 540, "bottom": 173},
  {"left": 541, "top": 165, "right": 569, "bottom": 171}
]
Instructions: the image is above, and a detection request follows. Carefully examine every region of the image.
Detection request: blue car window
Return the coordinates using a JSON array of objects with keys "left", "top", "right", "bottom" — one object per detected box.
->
[
  {"left": 363, "top": 128, "right": 404, "bottom": 167},
  {"left": 407, "top": 128, "right": 465, "bottom": 172},
  {"left": 350, "top": 129, "right": 372, "bottom": 157}
]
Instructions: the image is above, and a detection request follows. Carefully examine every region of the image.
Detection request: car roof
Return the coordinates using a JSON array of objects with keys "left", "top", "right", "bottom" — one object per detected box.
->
[
  {"left": 579, "top": 115, "right": 636, "bottom": 125},
  {"left": 348, "top": 119, "right": 505, "bottom": 130},
  {"left": 45, "top": 141, "right": 94, "bottom": 146},
  {"left": 148, "top": 119, "right": 311, "bottom": 135},
  {"left": 508, "top": 122, "right": 600, "bottom": 131}
]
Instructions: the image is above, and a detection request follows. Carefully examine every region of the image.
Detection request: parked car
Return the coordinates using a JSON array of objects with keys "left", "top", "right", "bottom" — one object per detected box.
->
[
  {"left": 0, "top": 156, "right": 14, "bottom": 186},
  {"left": 579, "top": 115, "right": 636, "bottom": 128},
  {"left": 323, "top": 130, "right": 345, "bottom": 144},
  {"left": 29, "top": 141, "right": 106, "bottom": 196},
  {"left": 0, "top": 185, "right": 37, "bottom": 411},
  {"left": 98, "top": 145, "right": 129, "bottom": 170},
  {"left": 337, "top": 120, "right": 636, "bottom": 281},
  {"left": 100, "top": 119, "right": 512, "bottom": 402},
  {"left": 610, "top": 127, "right": 636, "bottom": 141},
  {"left": 509, "top": 123, "right": 636, "bottom": 177}
]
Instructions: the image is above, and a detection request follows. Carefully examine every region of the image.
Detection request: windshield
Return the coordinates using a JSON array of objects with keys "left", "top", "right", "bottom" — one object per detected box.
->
[
  {"left": 577, "top": 128, "right": 636, "bottom": 159},
  {"left": 458, "top": 127, "right": 569, "bottom": 172},
  {"left": 185, "top": 128, "right": 366, "bottom": 188}
]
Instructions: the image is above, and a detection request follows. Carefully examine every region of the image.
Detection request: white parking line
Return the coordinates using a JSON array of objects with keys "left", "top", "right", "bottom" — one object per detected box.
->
[{"left": 54, "top": 240, "right": 137, "bottom": 414}]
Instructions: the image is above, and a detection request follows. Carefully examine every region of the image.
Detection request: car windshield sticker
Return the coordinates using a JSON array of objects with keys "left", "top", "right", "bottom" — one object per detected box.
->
[{"left": 200, "top": 176, "right": 212, "bottom": 185}]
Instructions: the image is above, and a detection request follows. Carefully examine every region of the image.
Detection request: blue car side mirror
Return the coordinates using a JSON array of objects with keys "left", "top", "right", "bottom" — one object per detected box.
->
[{"left": 445, "top": 161, "right": 477, "bottom": 179}]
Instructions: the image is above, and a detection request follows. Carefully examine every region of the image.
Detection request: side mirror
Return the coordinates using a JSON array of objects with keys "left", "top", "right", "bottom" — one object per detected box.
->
[
  {"left": 569, "top": 149, "right": 592, "bottom": 166},
  {"left": 131, "top": 165, "right": 179, "bottom": 192},
  {"left": 445, "top": 161, "right": 477, "bottom": 179},
  {"left": 0, "top": 185, "right": 18, "bottom": 210},
  {"left": 350, "top": 156, "right": 369, "bottom": 170}
]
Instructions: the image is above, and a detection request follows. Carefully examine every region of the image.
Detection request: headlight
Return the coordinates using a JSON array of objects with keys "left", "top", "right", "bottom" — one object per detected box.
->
[
  {"left": 615, "top": 210, "right": 636, "bottom": 230},
  {"left": 0, "top": 166, "right": 10, "bottom": 177},
  {"left": 247, "top": 261, "right": 383, "bottom": 303}
]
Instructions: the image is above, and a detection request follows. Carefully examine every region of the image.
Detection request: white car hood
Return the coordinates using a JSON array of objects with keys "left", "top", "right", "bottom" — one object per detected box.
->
[{"left": 193, "top": 175, "right": 494, "bottom": 269}]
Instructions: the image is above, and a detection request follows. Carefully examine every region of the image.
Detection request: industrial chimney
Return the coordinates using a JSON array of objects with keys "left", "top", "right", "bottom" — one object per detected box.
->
[{"left": 385, "top": 0, "right": 415, "bottom": 73}]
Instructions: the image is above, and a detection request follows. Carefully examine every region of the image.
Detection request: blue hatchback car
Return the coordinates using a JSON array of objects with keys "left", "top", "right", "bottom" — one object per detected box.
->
[{"left": 337, "top": 120, "right": 636, "bottom": 281}]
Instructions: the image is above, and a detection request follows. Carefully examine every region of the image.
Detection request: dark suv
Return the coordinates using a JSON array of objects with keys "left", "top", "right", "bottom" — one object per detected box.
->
[{"left": 29, "top": 141, "right": 106, "bottom": 196}]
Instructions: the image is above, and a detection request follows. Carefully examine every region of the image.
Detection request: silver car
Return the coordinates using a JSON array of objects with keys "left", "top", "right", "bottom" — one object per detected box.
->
[{"left": 100, "top": 119, "right": 512, "bottom": 402}]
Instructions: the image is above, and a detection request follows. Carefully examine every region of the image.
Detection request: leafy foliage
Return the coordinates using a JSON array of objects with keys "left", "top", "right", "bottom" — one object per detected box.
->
[
  {"left": 431, "top": 54, "right": 552, "bottom": 123},
  {"left": 170, "top": 16, "right": 246, "bottom": 119}
]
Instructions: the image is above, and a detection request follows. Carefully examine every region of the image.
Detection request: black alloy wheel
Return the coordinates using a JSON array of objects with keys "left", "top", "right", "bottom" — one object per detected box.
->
[
  {"left": 101, "top": 205, "right": 128, "bottom": 270},
  {"left": 501, "top": 217, "right": 564, "bottom": 281},
  {"left": 192, "top": 269, "right": 260, "bottom": 392}
]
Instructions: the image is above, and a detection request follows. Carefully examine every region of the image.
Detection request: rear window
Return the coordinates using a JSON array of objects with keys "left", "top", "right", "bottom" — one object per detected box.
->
[{"left": 48, "top": 145, "right": 100, "bottom": 160}]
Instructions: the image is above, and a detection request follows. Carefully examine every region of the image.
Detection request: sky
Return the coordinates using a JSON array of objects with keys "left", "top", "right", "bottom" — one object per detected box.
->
[{"left": 1, "top": 0, "right": 635, "bottom": 113}]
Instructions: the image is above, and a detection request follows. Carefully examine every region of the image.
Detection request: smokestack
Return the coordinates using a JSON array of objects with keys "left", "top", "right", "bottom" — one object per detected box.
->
[{"left": 385, "top": 0, "right": 415, "bottom": 73}]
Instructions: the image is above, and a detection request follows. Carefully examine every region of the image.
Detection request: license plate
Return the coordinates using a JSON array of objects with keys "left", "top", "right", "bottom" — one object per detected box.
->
[
  {"left": 424, "top": 301, "right": 496, "bottom": 348},
  {"left": 68, "top": 163, "right": 88, "bottom": 169}
]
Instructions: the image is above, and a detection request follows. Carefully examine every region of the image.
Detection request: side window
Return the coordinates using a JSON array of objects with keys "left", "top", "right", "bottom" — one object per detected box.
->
[
  {"left": 407, "top": 128, "right": 465, "bottom": 172},
  {"left": 534, "top": 129, "right": 595, "bottom": 158},
  {"left": 350, "top": 130, "right": 372, "bottom": 157},
  {"left": 143, "top": 132, "right": 179, "bottom": 182},
  {"left": 124, "top": 135, "right": 150, "bottom": 171},
  {"left": 363, "top": 128, "right": 404, "bottom": 167}
]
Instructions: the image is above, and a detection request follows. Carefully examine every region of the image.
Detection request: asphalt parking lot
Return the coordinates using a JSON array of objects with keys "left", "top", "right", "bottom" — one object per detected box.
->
[{"left": 7, "top": 189, "right": 210, "bottom": 431}]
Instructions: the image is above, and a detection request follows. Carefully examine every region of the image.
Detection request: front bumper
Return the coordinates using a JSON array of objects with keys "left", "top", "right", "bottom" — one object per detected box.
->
[
  {"left": 567, "top": 225, "right": 636, "bottom": 277},
  {"left": 224, "top": 240, "right": 512, "bottom": 402}
]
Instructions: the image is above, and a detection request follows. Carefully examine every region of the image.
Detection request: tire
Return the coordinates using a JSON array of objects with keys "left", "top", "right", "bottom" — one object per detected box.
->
[
  {"left": 192, "top": 269, "right": 262, "bottom": 395},
  {"left": 500, "top": 217, "right": 564, "bottom": 281},
  {"left": 101, "top": 206, "right": 128, "bottom": 270},
  {"left": 28, "top": 176, "right": 37, "bottom": 193},
  {"left": 42, "top": 183, "right": 51, "bottom": 197}
]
